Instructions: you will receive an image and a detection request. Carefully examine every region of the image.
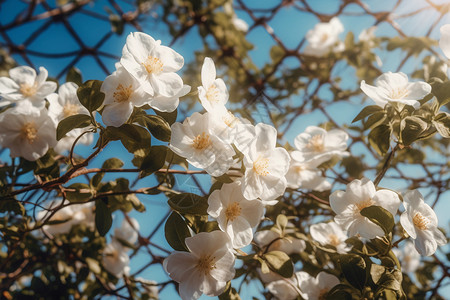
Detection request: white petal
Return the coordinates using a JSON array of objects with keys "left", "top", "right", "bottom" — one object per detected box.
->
[
  {"left": 360, "top": 80, "right": 388, "bottom": 108},
  {"left": 201, "top": 57, "right": 216, "bottom": 88},
  {"left": 102, "top": 102, "right": 133, "bottom": 127},
  {"left": 440, "top": 24, "right": 450, "bottom": 59},
  {"left": 151, "top": 72, "right": 183, "bottom": 97},
  {"left": 0, "top": 77, "right": 19, "bottom": 93},
  {"left": 9, "top": 66, "right": 36, "bottom": 85},
  {"left": 372, "top": 190, "right": 401, "bottom": 215},
  {"left": 400, "top": 212, "right": 417, "bottom": 239}
]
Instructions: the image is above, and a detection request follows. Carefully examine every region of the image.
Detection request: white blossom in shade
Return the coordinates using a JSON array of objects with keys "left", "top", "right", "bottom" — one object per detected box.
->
[
  {"left": 400, "top": 190, "right": 446, "bottom": 256},
  {"left": 0, "top": 66, "right": 56, "bottom": 108},
  {"left": 164, "top": 231, "right": 235, "bottom": 300},
  {"left": 136, "top": 278, "right": 159, "bottom": 299},
  {"left": 304, "top": 17, "right": 344, "bottom": 57},
  {"left": 392, "top": 241, "right": 421, "bottom": 273},
  {"left": 329, "top": 177, "right": 401, "bottom": 240},
  {"left": 266, "top": 272, "right": 308, "bottom": 300},
  {"left": 241, "top": 123, "right": 290, "bottom": 202},
  {"left": 439, "top": 24, "right": 450, "bottom": 59},
  {"left": 47, "top": 82, "right": 93, "bottom": 153},
  {"left": 207, "top": 181, "right": 264, "bottom": 248},
  {"left": 120, "top": 32, "right": 184, "bottom": 98},
  {"left": 198, "top": 57, "right": 229, "bottom": 113},
  {"left": 114, "top": 217, "right": 140, "bottom": 247},
  {"left": 360, "top": 72, "right": 431, "bottom": 110},
  {"left": 285, "top": 153, "right": 331, "bottom": 192},
  {"left": 292, "top": 126, "right": 349, "bottom": 165},
  {"left": 254, "top": 226, "right": 306, "bottom": 255},
  {"left": 102, "top": 239, "right": 130, "bottom": 278},
  {"left": 298, "top": 271, "right": 340, "bottom": 300},
  {"left": 310, "top": 222, "right": 350, "bottom": 254},
  {"left": 169, "top": 112, "right": 235, "bottom": 177},
  {"left": 100, "top": 64, "right": 148, "bottom": 127},
  {"left": 0, "top": 104, "right": 56, "bottom": 161}
]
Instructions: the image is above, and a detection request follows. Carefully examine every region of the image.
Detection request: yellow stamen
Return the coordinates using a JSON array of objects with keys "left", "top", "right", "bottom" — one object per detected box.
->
[
  {"left": 413, "top": 212, "right": 429, "bottom": 230},
  {"left": 63, "top": 103, "right": 80, "bottom": 117},
  {"left": 389, "top": 88, "right": 409, "bottom": 99},
  {"left": 196, "top": 254, "right": 215, "bottom": 275},
  {"left": 142, "top": 56, "right": 163, "bottom": 75},
  {"left": 206, "top": 85, "right": 220, "bottom": 103},
  {"left": 20, "top": 122, "right": 38, "bottom": 144},
  {"left": 306, "top": 135, "right": 324, "bottom": 152},
  {"left": 113, "top": 84, "right": 133, "bottom": 103},
  {"left": 253, "top": 156, "right": 269, "bottom": 176},
  {"left": 353, "top": 198, "right": 375, "bottom": 214},
  {"left": 222, "top": 111, "right": 238, "bottom": 128},
  {"left": 192, "top": 132, "right": 211, "bottom": 150},
  {"left": 328, "top": 234, "right": 341, "bottom": 247},
  {"left": 225, "top": 202, "right": 242, "bottom": 222},
  {"left": 19, "top": 83, "right": 37, "bottom": 97}
]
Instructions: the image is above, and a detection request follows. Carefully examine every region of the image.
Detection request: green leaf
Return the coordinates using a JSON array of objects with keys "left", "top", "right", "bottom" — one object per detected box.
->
[
  {"left": 109, "top": 14, "right": 124, "bottom": 35},
  {"left": 430, "top": 78, "right": 450, "bottom": 107},
  {"left": 165, "top": 149, "right": 188, "bottom": 170},
  {"left": 56, "top": 114, "right": 92, "bottom": 140},
  {"left": 77, "top": 80, "right": 105, "bottom": 112},
  {"left": 270, "top": 45, "right": 285, "bottom": 63},
  {"left": 368, "top": 124, "right": 391, "bottom": 155},
  {"left": 326, "top": 284, "right": 354, "bottom": 300},
  {"left": 0, "top": 198, "right": 25, "bottom": 215},
  {"left": 145, "top": 115, "right": 171, "bottom": 142},
  {"left": 433, "top": 112, "right": 450, "bottom": 138},
  {"left": 164, "top": 211, "right": 191, "bottom": 251},
  {"left": 155, "top": 109, "right": 177, "bottom": 125},
  {"left": 102, "top": 157, "right": 124, "bottom": 169},
  {"left": 352, "top": 105, "right": 383, "bottom": 123},
  {"left": 140, "top": 145, "right": 168, "bottom": 176},
  {"left": 363, "top": 111, "right": 387, "bottom": 130},
  {"left": 219, "top": 282, "right": 241, "bottom": 300},
  {"left": 85, "top": 257, "right": 101, "bottom": 274},
  {"left": 370, "top": 264, "right": 386, "bottom": 284},
  {"left": 360, "top": 205, "right": 395, "bottom": 235},
  {"left": 340, "top": 254, "right": 367, "bottom": 290},
  {"left": 168, "top": 193, "right": 208, "bottom": 215},
  {"left": 263, "top": 251, "right": 293, "bottom": 278},
  {"left": 95, "top": 199, "right": 112, "bottom": 236},
  {"left": 66, "top": 67, "right": 83, "bottom": 86},
  {"left": 65, "top": 183, "right": 93, "bottom": 203},
  {"left": 400, "top": 116, "right": 428, "bottom": 146},
  {"left": 344, "top": 31, "right": 354, "bottom": 49}
]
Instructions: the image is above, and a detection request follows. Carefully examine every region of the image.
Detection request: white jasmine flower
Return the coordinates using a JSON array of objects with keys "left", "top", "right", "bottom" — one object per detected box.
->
[
  {"left": 164, "top": 231, "right": 235, "bottom": 300},
  {"left": 150, "top": 84, "right": 191, "bottom": 112},
  {"left": 120, "top": 32, "right": 184, "bottom": 98},
  {"left": 360, "top": 72, "right": 431, "bottom": 110},
  {"left": 100, "top": 64, "right": 148, "bottom": 127},
  {"left": 169, "top": 112, "right": 235, "bottom": 177},
  {"left": 292, "top": 126, "right": 349, "bottom": 165},
  {"left": 209, "top": 106, "right": 246, "bottom": 144},
  {"left": 266, "top": 272, "right": 308, "bottom": 300},
  {"left": 310, "top": 221, "right": 350, "bottom": 254},
  {"left": 298, "top": 271, "right": 340, "bottom": 300},
  {"left": 392, "top": 241, "right": 421, "bottom": 273},
  {"left": 102, "top": 239, "right": 130, "bottom": 278},
  {"left": 330, "top": 177, "right": 401, "bottom": 240},
  {"left": 254, "top": 226, "right": 306, "bottom": 255},
  {"left": 439, "top": 24, "right": 450, "bottom": 60},
  {"left": 114, "top": 217, "right": 140, "bottom": 247},
  {"left": 286, "top": 152, "right": 331, "bottom": 191},
  {"left": 207, "top": 181, "right": 264, "bottom": 248},
  {"left": 304, "top": 17, "right": 344, "bottom": 57},
  {"left": 47, "top": 82, "right": 93, "bottom": 153},
  {"left": 0, "top": 66, "right": 56, "bottom": 108},
  {"left": 198, "top": 57, "right": 229, "bottom": 113},
  {"left": 0, "top": 104, "right": 56, "bottom": 161},
  {"left": 400, "top": 190, "right": 446, "bottom": 256},
  {"left": 241, "top": 123, "right": 290, "bottom": 202}
]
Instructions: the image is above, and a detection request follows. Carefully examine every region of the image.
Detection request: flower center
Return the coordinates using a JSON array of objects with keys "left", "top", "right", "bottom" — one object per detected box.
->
[
  {"left": 225, "top": 202, "right": 242, "bottom": 222},
  {"left": 222, "top": 111, "right": 238, "bottom": 128},
  {"left": 389, "top": 88, "right": 409, "bottom": 99},
  {"left": 328, "top": 234, "right": 341, "bottom": 247},
  {"left": 320, "top": 33, "right": 329, "bottom": 43},
  {"left": 413, "top": 212, "right": 429, "bottom": 230},
  {"left": 192, "top": 132, "right": 211, "bottom": 150},
  {"left": 63, "top": 103, "right": 80, "bottom": 118},
  {"left": 253, "top": 156, "right": 269, "bottom": 176},
  {"left": 113, "top": 84, "right": 133, "bottom": 103},
  {"left": 306, "top": 134, "right": 324, "bottom": 152},
  {"left": 19, "top": 83, "right": 38, "bottom": 97},
  {"left": 353, "top": 198, "right": 375, "bottom": 214},
  {"left": 196, "top": 254, "right": 215, "bottom": 276},
  {"left": 20, "top": 122, "right": 38, "bottom": 144},
  {"left": 142, "top": 56, "right": 163, "bottom": 75},
  {"left": 294, "top": 165, "right": 303, "bottom": 173},
  {"left": 206, "top": 85, "right": 220, "bottom": 103}
]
